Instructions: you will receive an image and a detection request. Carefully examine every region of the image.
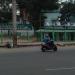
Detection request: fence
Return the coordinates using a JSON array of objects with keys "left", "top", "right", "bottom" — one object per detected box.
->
[
  {"left": 0, "top": 23, "right": 38, "bottom": 46},
  {"left": 0, "top": 23, "right": 75, "bottom": 46},
  {"left": 36, "top": 26, "right": 75, "bottom": 42}
]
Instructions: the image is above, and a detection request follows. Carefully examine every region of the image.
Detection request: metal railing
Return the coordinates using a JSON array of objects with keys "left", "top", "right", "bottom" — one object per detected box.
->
[
  {"left": 0, "top": 23, "right": 36, "bottom": 46},
  {"left": 0, "top": 23, "right": 75, "bottom": 46},
  {"left": 43, "top": 26, "right": 75, "bottom": 30}
]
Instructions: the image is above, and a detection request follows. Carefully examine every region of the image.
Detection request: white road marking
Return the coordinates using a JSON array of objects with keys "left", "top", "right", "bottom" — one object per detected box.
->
[{"left": 46, "top": 67, "right": 75, "bottom": 71}]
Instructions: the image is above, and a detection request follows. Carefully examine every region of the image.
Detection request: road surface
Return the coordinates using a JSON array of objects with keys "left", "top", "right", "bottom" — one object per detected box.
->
[{"left": 0, "top": 46, "right": 75, "bottom": 75}]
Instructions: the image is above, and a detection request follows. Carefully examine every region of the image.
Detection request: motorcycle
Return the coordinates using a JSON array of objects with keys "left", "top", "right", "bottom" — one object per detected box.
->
[{"left": 41, "top": 40, "right": 57, "bottom": 52}]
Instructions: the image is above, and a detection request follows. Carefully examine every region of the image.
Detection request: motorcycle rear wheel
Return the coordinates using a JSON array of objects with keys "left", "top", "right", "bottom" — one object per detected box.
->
[{"left": 41, "top": 47, "right": 46, "bottom": 52}]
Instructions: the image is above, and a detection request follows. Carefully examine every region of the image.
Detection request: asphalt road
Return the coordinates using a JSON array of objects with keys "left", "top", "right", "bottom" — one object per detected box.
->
[{"left": 0, "top": 46, "right": 75, "bottom": 75}]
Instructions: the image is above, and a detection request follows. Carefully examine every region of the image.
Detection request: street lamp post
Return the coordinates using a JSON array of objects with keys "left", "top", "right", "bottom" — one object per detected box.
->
[{"left": 12, "top": 0, "right": 17, "bottom": 47}]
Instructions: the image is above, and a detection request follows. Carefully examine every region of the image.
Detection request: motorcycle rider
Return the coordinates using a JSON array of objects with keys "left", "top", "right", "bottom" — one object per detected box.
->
[
  {"left": 43, "top": 34, "right": 51, "bottom": 44},
  {"left": 41, "top": 34, "right": 57, "bottom": 52}
]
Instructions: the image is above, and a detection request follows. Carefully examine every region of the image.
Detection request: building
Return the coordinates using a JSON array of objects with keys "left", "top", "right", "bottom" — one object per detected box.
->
[
  {"left": 0, "top": 23, "right": 34, "bottom": 44},
  {"left": 44, "top": 10, "right": 61, "bottom": 26},
  {"left": 36, "top": 9, "right": 75, "bottom": 42},
  {"left": 0, "top": 23, "right": 34, "bottom": 36}
]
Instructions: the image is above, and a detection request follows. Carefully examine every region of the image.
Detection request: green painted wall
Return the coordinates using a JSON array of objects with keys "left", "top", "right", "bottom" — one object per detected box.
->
[{"left": 36, "top": 31, "right": 75, "bottom": 42}]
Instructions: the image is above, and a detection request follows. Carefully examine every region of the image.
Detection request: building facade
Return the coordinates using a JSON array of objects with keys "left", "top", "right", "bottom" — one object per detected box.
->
[
  {"left": 36, "top": 10, "right": 75, "bottom": 42},
  {"left": 36, "top": 26, "right": 75, "bottom": 42}
]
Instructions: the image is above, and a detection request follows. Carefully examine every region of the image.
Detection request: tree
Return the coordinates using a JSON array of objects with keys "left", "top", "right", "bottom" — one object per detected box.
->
[
  {"left": 0, "top": 0, "right": 12, "bottom": 23},
  {"left": 17, "top": 0, "right": 59, "bottom": 30},
  {"left": 60, "top": 2, "right": 75, "bottom": 25},
  {"left": 0, "top": 0, "right": 59, "bottom": 29}
]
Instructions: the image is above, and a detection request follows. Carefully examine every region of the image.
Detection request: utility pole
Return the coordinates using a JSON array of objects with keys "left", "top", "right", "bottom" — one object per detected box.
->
[{"left": 12, "top": 0, "right": 17, "bottom": 47}]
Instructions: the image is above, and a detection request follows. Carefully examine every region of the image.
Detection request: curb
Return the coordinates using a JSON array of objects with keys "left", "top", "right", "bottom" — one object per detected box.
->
[
  {"left": 17, "top": 44, "right": 41, "bottom": 47},
  {"left": 56, "top": 43, "right": 75, "bottom": 47},
  {"left": 0, "top": 43, "right": 75, "bottom": 48},
  {"left": 0, "top": 44, "right": 41, "bottom": 48}
]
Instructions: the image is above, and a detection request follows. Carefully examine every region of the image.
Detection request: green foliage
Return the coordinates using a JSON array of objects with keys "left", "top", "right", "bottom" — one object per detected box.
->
[
  {"left": 17, "top": 0, "right": 59, "bottom": 30},
  {"left": 0, "top": 0, "right": 12, "bottom": 23},
  {"left": 60, "top": 2, "right": 75, "bottom": 24},
  {"left": 0, "top": 0, "right": 59, "bottom": 29}
]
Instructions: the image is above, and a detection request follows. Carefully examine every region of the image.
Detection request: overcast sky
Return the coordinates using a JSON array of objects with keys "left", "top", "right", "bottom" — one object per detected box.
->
[
  {"left": 59, "top": 0, "right": 75, "bottom": 2},
  {"left": 59, "top": 0, "right": 68, "bottom": 2},
  {"left": 62, "top": 0, "right": 67, "bottom": 2}
]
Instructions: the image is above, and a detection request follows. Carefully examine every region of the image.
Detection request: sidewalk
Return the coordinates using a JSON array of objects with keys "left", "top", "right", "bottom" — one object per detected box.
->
[
  {"left": 0, "top": 41, "right": 75, "bottom": 47},
  {"left": 17, "top": 41, "right": 75, "bottom": 47},
  {"left": 55, "top": 41, "right": 75, "bottom": 46}
]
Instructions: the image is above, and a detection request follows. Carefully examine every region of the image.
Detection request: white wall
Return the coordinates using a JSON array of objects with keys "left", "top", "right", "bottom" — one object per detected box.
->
[{"left": 44, "top": 12, "right": 61, "bottom": 26}]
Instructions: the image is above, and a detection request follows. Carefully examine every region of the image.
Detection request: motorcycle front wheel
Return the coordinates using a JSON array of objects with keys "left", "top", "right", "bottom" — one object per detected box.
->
[{"left": 53, "top": 46, "right": 57, "bottom": 51}]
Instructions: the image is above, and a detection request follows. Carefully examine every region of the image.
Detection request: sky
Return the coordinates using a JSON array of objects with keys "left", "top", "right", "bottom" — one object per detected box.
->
[
  {"left": 62, "top": 0, "right": 67, "bottom": 2},
  {"left": 62, "top": 0, "right": 75, "bottom": 2},
  {"left": 59, "top": 0, "right": 69, "bottom": 2},
  {"left": 59, "top": 0, "right": 75, "bottom": 3}
]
